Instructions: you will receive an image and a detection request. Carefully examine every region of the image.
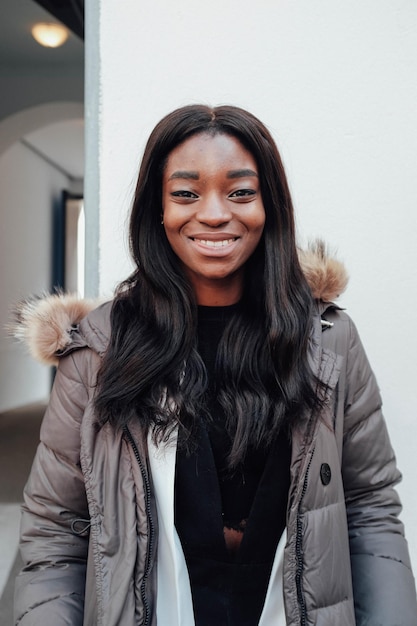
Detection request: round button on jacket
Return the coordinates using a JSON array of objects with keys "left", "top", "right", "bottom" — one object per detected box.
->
[{"left": 320, "top": 463, "right": 332, "bottom": 486}]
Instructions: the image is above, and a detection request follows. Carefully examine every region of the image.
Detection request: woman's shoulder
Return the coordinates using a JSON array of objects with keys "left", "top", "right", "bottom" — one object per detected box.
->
[{"left": 9, "top": 293, "right": 113, "bottom": 366}]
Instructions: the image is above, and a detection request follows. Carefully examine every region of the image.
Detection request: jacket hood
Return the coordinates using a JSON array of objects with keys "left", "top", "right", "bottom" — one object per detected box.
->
[
  {"left": 297, "top": 240, "right": 348, "bottom": 304},
  {"left": 10, "top": 294, "right": 104, "bottom": 367},
  {"left": 9, "top": 240, "right": 348, "bottom": 367}
]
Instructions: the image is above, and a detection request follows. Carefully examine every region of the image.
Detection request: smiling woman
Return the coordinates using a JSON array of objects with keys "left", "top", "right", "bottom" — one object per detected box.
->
[
  {"left": 162, "top": 133, "right": 265, "bottom": 305},
  {"left": 13, "top": 105, "right": 417, "bottom": 626}
]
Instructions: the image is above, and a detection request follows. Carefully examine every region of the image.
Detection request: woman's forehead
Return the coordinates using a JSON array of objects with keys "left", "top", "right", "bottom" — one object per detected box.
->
[{"left": 164, "top": 133, "right": 258, "bottom": 177}]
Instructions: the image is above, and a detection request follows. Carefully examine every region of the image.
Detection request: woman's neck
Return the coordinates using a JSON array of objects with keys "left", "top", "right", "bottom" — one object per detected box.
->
[{"left": 186, "top": 269, "right": 244, "bottom": 306}]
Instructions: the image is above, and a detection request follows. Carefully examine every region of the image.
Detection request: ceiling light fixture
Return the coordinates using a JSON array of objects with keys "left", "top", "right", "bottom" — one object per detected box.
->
[{"left": 31, "top": 22, "right": 69, "bottom": 48}]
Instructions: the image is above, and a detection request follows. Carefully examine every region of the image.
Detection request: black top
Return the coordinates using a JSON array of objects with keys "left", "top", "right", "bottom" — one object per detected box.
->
[{"left": 174, "top": 304, "right": 291, "bottom": 626}]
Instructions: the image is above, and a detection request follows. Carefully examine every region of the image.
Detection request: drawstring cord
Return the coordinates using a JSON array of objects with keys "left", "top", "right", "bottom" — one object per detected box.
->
[{"left": 71, "top": 518, "right": 92, "bottom": 536}]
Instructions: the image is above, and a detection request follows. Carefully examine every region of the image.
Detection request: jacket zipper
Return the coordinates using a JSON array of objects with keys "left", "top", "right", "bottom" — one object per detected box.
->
[
  {"left": 295, "top": 445, "right": 315, "bottom": 626},
  {"left": 124, "top": 426, "right": 155, "bottom": 626}
]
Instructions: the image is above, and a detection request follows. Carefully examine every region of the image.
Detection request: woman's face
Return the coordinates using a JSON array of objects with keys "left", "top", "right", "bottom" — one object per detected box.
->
[{"left": 162, "top": 132, "right": 265, "bottom": 305}]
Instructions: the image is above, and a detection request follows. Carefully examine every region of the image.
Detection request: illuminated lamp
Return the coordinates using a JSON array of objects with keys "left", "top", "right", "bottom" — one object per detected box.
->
[{"left": 31, "top": 22, "right": 69, "bottom": 48}]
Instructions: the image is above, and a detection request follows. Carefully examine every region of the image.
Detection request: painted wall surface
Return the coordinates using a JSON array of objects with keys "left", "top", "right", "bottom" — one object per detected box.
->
[
  {"left": 0, "top": 141, "right": 70, "bottom": 412},
  {"left": 93, "top": 1, "right": 417, "bottom": 567},
  {"left": 0, "top": 65, "right": 84, "bottom": 123}
]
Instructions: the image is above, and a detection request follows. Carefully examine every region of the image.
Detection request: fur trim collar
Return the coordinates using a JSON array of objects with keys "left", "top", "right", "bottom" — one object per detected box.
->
[
  {"left": 299, "top": 240, "right": 348, "bottom": 303},
  {"left": 9, "top": 240, "right": 348, "bottom": 366},
  {"left": 10, "top": 294, "right": 100, "bottom": 366}
]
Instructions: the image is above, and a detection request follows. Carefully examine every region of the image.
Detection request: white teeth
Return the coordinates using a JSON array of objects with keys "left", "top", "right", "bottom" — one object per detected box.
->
[{"left": 194, "top": 238, "right": 236, "bottom": 248}]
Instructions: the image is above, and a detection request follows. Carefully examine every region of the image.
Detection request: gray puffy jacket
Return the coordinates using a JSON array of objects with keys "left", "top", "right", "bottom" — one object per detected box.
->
[{"left": 12, "top": 250, "right": 417, "bottom": 625}]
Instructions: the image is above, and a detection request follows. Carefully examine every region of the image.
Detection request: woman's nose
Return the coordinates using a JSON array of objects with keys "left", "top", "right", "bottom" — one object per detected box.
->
[{"left": 196, "top": 194, "right": 232, "bottom": 226}]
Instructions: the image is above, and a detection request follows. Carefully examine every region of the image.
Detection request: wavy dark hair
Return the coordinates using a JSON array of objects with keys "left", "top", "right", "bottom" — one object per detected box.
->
[{"left": 94, "top": 104, "right": 319, "bottom": 466}]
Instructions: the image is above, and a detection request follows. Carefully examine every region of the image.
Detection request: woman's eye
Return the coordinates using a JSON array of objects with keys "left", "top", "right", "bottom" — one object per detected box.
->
[
  {"left": 229, "top": 189, "right": 256, "bottom": 198},
  {"left": 171, "top": 190, "right": 198, "bottom": 199}
]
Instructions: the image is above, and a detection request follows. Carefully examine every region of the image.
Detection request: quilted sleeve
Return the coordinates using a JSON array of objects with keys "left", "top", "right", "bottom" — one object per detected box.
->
[
  {"left": 14, "top": 350, "right": 93, "bottom": 626},
  {"left": 341, "top": 317, "right": 417, "bottom": 625}
]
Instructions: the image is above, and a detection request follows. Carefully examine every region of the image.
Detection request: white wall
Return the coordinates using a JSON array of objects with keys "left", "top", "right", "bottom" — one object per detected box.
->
[
  {"left": 91, "top": 0, "right": 417, "bottom": 567},
  {"left": 0, "top": 141, "right": 70, "bottom": 412}
]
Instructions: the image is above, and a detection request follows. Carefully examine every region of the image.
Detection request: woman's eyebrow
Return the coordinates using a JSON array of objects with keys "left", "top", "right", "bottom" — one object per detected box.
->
[
  {"left": 227, "top": 169, "right": 258, "bottom": 179},
  {"left": 168, "top": 170, "right": 199, "bottom": 180}
]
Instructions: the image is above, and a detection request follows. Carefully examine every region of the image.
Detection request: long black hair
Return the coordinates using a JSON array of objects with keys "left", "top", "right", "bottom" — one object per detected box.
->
[{"left": 94, "top": 104, "right": 319, "bottom": 466}]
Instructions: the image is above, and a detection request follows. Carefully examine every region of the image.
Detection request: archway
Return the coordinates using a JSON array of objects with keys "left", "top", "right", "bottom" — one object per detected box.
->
[{"left": 0, "top": 101, "right": 84, "bottom": 157}]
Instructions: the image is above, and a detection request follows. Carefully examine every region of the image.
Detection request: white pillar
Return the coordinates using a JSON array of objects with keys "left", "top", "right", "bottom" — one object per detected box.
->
[{"left": 86, "top": 0, "right": 417, "bottom": 569}]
